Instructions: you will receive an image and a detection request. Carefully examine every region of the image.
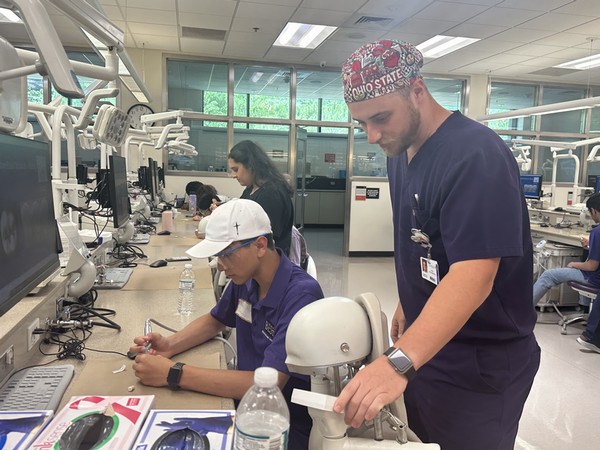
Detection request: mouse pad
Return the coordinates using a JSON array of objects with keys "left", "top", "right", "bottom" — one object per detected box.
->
[
  {"left": 122, "top": 265, "right": 212, "bottom": 290},
  {"left": 62, "top": 353, "right": 225, "bottom": 410}
]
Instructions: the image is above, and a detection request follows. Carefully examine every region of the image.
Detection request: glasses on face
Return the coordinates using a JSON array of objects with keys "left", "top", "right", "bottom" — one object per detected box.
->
[{"left": 214, "top": 233, "right": 268, "bottom": 260}]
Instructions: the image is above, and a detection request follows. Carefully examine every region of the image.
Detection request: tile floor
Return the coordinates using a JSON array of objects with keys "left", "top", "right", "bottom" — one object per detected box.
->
[{"left": 303, "top": 228, "right": 600, "bottom": 450}]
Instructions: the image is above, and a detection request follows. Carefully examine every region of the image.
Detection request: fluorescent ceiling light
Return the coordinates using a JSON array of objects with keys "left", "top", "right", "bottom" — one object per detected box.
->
[
  {"left": 0, "top": 7, "right": 22, "bottom": 23},
  {"left": 555, "top": 54, "right": 600, "bottom": 70},
  {"left": 477, "top": 96, "right": 600, "bottom": 122},
  {"left": 274, "top": 22, "right": 337, "bottom": 49},
  {"left": 416, "top": 35, "right": 479, "bottom": 58}
]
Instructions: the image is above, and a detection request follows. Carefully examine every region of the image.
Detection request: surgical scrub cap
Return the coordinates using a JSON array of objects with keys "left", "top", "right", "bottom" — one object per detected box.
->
[{"left": 342, "top": 40, "right": 423, "bottom": 103}]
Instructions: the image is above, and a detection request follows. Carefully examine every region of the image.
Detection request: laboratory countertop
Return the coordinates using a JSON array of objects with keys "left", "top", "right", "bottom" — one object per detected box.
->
[
  {"left": 0, "top": 213, "right": 235, "bottom": 411},
  {"left": 530, "top": 222, "right": 589, "bottom": 247}
]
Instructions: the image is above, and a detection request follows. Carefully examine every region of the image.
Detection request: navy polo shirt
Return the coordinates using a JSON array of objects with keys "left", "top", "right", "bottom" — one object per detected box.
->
[
  {"left": 583, "top": 224, "right": 600, "bottom": 286},
  {"left": 388, "top": 111, "right": 537, "bottom": 343},
  {"left": 211, "top": 249, "right": 323, "bottom": 448}
]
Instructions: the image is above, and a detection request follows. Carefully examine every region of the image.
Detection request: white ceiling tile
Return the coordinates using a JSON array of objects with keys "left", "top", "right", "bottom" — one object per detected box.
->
[
  {"left": 534, "top": 33, "right": 593, "bottom": 48},
  {"left": 392, "top": 18, "right": 458, "bottom": 36},
  {"left": 468, "top": 7, "right": 544, "bottom": 28},
  {"left": 117, "top": 0, "right": 175, "bottom": 11},
  {"left": 301, "top": 0, "right": 366, "bottom": 12},
  {"left": 223, "top": 39, "right": 270, "bottom": 59},
  {"left": 564, "top": 18, "right": 600, "bottom": 36},
  {"left": 414, "top": 1, "right": 490, "bottom": 22},
  {"left": 264, "top": 47, "right": 313, "bottom": 61},
  {"left": 505, "top": 43, "right": 571, "bottom": 57},
  {"left": 132, "top": 34, "right": 180, "bottom": 51},
  {"left": 486, "top": 28, "right": 557, "bottom": 44},
  {"left": 553, "top": 0, "right": 600, "bottom": 17},
  {"left": 291, "top": 8, "right": 352, "bottom": 27},
  {"left": 234, "top": 2, "right": 296, "bottom": 20},
  {"left": 178, "top": 13, "right": 232, "bottom": 30},
  {"left": 449, "top": 60, "right": 510, "bottom": 74},
  {"left": 180, "top": 38, "right": 225, "bottom": 55},
  {"left": 466, "top": 39, "right": 520, "bottom": 54},
  {"left": 516, "top": 13, "right": 594, "bottom": 33},
  {"left": 127, "top": 23, "right": 177, "bottom": 37},
  {"left": 124, "top": 8, "right": 177, "bottom": 26},
  {"left": 358, "top": 0, "right": 435, "bottom": 18},
  {"left": 100, "top": 5, "right": 124, "bottom": 21},
  {"left": 445, "top": 22, "right": 507, "bottom": 39},
  {"left": 230, "top": 15, "right": 287, "bottom": 34},
  {"left": 496, "top": 0, "right": 574, "bottom": 11},
  {"left": 178, "top": 0, "right": 237, "bottom": 16},
  {"left": 238, "top": 0, "right": 301, "bottom": 5}
]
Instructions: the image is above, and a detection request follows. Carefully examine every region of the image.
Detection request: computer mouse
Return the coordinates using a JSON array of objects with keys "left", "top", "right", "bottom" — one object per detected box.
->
[
  {"left": 151, "top": 427, "right": 209, "bottom": 449},
  {"left": 554, "top": 207, "right": 565, "bottom": 211},
  {"left": 150, "top": 259, "right": 168, "bottom": 267},
  {"left": 157, "top": 230, "right": 171, "bottom": 235},
  {"left": 58, "top": 413, "right": 115, "bottom": 449},
  {"left": 540, "top": 223, "right": 549, "bottom": 227}
]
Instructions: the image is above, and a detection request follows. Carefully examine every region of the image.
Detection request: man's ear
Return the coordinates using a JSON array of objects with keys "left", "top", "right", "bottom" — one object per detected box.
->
[{"left": 254, "top": 235, "right": 268, "bottom": 256}]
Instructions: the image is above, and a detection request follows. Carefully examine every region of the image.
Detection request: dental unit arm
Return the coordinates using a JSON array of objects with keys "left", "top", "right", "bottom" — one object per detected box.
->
[{"left": 285, "top": 293, "right": 439, "bottom": 449}]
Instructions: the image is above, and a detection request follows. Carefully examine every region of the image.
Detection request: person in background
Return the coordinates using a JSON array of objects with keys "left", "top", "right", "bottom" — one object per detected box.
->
[
  {"left": 333, "top": 39, "right": 540, "bottom": 450},
  {"left": 182, "top": 181, "right": 203, "bottom": 210},
  {"left": 533, "top": 193, "right": 600, "bottom": 309},
  {"left": 131, "top": 199, "right": 323, "bottom": 450},
  {"left": 228, "top": 140, "right": 294, "bottom": 256},
  {"left": 193, "top": 184, "right": 228, "bottom": 221}
]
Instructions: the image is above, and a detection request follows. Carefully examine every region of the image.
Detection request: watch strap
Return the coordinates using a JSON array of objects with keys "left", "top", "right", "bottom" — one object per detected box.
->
[
  {"left": 384, "top": 346, "right": 417, "bottom": 382},
  {"left": 167, "top": 362, "right": 186, "bottom": 390}
]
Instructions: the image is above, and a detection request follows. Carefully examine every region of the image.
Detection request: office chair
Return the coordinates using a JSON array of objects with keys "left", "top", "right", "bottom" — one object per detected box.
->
[{"left": 562, "top": 281, "right": 598, "bottom": 334}]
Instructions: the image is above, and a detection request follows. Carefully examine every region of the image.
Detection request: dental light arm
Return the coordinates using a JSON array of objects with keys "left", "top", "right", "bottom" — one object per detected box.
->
[{"left": 3, "top": 0, "right": 83, "bottom": 97}]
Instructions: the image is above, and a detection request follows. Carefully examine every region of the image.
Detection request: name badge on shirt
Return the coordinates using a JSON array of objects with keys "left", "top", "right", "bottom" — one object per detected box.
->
[
  {"left": 420, "top": 257, "right": 439, "bottom": 285},
  {"left": 263, "top": 320, "right": 275, "bottom": 341},
  {"left": 235, "top": 298, "right": 252, "bottom": 323}
]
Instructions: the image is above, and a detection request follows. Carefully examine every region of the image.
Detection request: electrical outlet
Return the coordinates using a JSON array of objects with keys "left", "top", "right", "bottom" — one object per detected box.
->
[{"left": 27, "top": 318, "right": 41, "bottom": 351}]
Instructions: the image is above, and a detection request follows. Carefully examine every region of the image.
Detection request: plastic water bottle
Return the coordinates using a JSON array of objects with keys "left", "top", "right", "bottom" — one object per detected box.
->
[
  {"left": 177, "top": 264, "right": 195, "bottom": 314},
  {"left": 233, "top": 367, "right": 290, "bottom": 450}
]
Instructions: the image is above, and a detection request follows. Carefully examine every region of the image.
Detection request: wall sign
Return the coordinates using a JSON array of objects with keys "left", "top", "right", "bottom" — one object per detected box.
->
[
  {"left": 355, "top": 185, "right": 366, "bottom": 200},
  {"left": 324, "top": 153, "right": 336, "bottom": 163},
  {"left": 366, "top": 187, "right": 380, "bottom": 199}
]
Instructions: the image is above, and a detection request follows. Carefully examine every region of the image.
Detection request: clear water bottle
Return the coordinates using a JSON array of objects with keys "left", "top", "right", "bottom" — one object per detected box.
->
[
  {"left": 233, "top": 367, "right": 290, "bottom": 450},
  {"left": 177, "top": 264, "right": 195, "bottom": 314}
]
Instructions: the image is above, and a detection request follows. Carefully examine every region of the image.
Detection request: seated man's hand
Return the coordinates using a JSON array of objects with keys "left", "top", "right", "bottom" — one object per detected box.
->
[
  {"left": 581, "top": 236, "right": 590, "bottom": 249},
  {"left": 129, "top": 332, "right": 172, "bottom": 357},
  {"left": 132, "top": 354, "right": 174, "bottom": 387}
]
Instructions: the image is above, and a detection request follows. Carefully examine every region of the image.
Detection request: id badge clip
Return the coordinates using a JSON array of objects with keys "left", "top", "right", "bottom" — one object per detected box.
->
[{"left": 411, "top": 228, "right": 440, "bottom": 285}]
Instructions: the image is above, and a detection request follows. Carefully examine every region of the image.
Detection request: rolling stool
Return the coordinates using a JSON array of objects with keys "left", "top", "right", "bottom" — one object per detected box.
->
[{"left": 561, "top": 281, "right": 599, "bottom": 334}]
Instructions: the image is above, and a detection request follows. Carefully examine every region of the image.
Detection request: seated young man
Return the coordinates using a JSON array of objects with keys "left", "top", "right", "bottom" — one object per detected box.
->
[
  {"left": 130, "top": 199, "right": 323, "bottom": 449},
  {"left": 533, "top": 193, "right": 600, "bottom": 307}
]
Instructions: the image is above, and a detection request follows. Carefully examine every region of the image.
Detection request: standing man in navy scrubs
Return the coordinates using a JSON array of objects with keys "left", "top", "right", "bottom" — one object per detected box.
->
[{"left": 333, "top": 40, "right": 540, "bottom": 450}]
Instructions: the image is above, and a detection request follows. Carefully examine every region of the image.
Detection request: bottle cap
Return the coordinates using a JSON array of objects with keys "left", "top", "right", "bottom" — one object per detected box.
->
[
  {"left": 254, "top": 366, "right": 277, "bottom": 387},
  {"left": 184, "top": 263, "right": 193, "bottom": 269}
]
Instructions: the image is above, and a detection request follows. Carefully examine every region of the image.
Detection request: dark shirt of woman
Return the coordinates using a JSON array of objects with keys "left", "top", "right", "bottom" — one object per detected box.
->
[{"left": 241, "top": 180, "right": 293, "bottom": 256}]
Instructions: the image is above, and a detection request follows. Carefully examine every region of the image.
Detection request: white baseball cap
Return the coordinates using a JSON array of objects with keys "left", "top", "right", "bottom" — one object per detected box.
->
[{"left": 186, "top": 199, "right": 272, "bottom": 258}]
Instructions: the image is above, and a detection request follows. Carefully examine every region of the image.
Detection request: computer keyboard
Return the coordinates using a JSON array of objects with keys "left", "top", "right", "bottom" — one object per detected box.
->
[
  {"left": 95, "top": 267, "right": 134, "bottom": 289},
  {"left": 128, "top": 233, "right": 150, "bottom": 244},
  {"left": 0, "top": 364, "right": 74, "bottom": 412}
]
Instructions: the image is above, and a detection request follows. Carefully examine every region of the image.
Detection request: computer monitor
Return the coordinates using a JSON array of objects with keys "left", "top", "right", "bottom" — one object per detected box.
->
[
  {"left": 158, "top": 163, "right": 165, "bottom": 189},
  {"left": 0, "top": 133, "right": 60, "bottom": 317},
  {"left": 108, "top": 155, "right": 131, "bottom": 229},
  {"left": 520, "top": 174, "right": 543, "bottom": 200},
  {"left": 148, "top": 158, "right": 160, "bottom": 202}
]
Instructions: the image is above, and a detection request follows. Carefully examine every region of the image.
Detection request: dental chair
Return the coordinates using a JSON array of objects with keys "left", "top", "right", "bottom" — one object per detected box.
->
[{"left": 285, "top": 293, "right": 439, "bottom": 449}]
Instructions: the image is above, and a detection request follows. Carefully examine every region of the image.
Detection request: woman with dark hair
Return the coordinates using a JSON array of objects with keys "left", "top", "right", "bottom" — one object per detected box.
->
[{"left": 228, "top": 140, "right": 294, "bottom": 255}]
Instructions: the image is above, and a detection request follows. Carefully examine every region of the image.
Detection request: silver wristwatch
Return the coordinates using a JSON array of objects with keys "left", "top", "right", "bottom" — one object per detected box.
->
[{"left": 384, "top": 346, "right": 416, "bottom": 381}]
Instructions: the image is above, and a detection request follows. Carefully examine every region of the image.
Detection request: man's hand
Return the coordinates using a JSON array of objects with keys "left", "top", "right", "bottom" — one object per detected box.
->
[
  {"left": 581, "top": 236, "right": 589, "bottom": 250},
  {"left": 132, "top": 353, "right": 174, "bottom": 386},
  {"left": 390, "top": 302, "right": 406, "bottom": 343},
  {"left": 333, "top": 356, "right": 408, "bottom": 428},
  {"left": 129, "top": 332, "right": 172, "bottom": 358}
]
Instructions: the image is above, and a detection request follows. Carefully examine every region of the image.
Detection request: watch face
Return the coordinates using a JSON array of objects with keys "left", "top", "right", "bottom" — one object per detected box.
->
[
  {"left": 127, "top": 104, "right": 154, "bottom": 129},
  {"left": 389, "top": 350, "right": 413, "bottom": 372}
]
